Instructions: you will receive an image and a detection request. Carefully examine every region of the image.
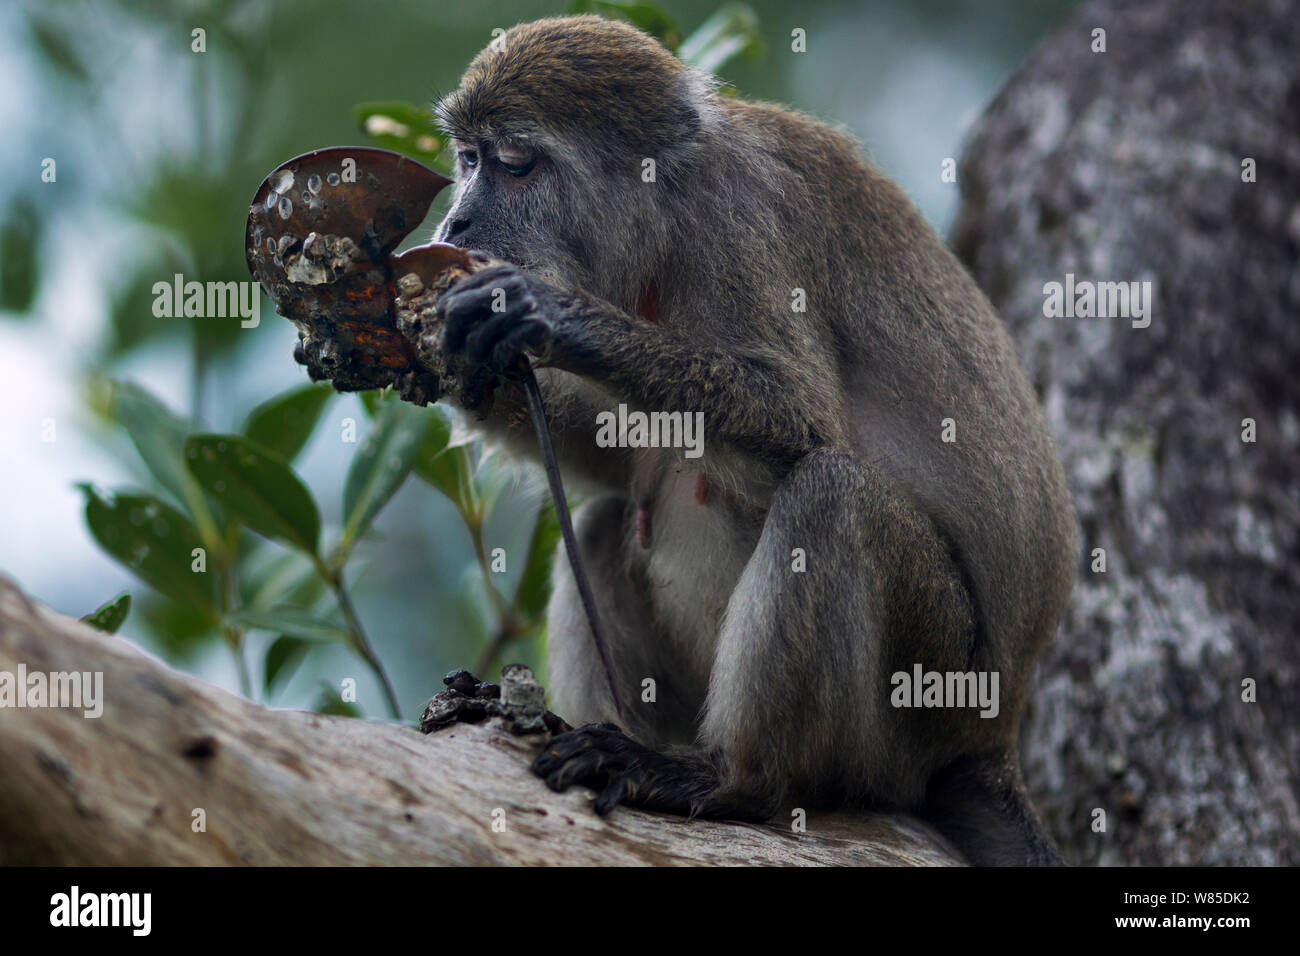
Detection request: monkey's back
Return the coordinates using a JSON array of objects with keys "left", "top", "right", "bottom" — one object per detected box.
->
[{"left": 717, "top": 96, "right": 1077, "bottom": 729}]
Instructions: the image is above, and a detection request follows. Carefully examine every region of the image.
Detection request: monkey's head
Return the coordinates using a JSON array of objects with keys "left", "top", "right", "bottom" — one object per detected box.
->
[{"left": 433, "top": 15, "right": 713, "bottom": 306}]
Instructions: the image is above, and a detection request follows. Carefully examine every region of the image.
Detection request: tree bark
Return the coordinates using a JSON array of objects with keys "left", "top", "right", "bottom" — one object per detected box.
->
[
  {"left": 952, "top": 0, "right": 1300, "bottom": 865},
  {"left": 0, "top": 577, "right": 958, "bottom": 866}
]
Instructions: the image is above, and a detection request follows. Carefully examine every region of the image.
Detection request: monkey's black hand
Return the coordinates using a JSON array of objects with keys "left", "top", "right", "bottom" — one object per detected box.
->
[
  {"left": 436, "top": 263, "right": 561, "bottom": 376},
  {"left": 532, "top": 723, "right": 746, "bottom": 818}
]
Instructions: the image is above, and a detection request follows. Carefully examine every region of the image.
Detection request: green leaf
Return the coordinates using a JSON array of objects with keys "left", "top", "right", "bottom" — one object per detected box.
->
[
  {"left": 240, "top": 547, "right": 325, "bottom": 612},
  {"left": 354, "top": 100, "right": 449, "bottom": 167},
  {"left": 413, "top": 406, "right": 480, "bottom": 515},
  {"left": 242, "top": 383, "right": 333, "bottom": 463},
  {"left": 109, "top": 381, "right": 215, "bottom": 533},
  {"left": 358, "top": 389, "right": 386, "bottom": 418},
  {"left": 472, "top": 446, "right": 518, "bottom": 526},
  {"left": 514, "top": 501, "right": 561, "bottom": 625},
  {"left": 79, "top": 593, "right": 132, "bottom": 634},
  {"left": 413, "top": 403, "right": 452, "bottom": 466},
  {"left": 110, "top": 381, "right": 190, "bottom": 502},
  {"left": 264, "top": 635, "right": 312, "bottom": 693},
  {"left": 79, "top": 486, "right": 217, "bottom": 615},
  {"left": 119, "top": 163, "right": 249, "bottom": 359},
  {"left": 340, "top": 402, "right": 425, "bottom": 550},
  {"left": 678, "top": 4, "right": 763, "bottom": 73},
  {"left": 184, "top": 434, "right": 320, "bottom": 556},
  {"left": 137, "top": 593, "right": 217, "bottom": 662},
  {"left": 416, "top": 442, "right": 480, "bottom": 518},
  {"left": 230, "top": 608, "right": 349, "bottom": 644},
  {"left": 107, "top": 258, "right": 185, "bottom": 356},
  {"left": 0, "top": 198, "right": 39, "bottom": 313}
]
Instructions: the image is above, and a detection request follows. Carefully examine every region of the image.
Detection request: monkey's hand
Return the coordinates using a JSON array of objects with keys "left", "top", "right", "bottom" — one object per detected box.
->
[
  {"left": 436, "top": 263, "right": 561, "bottom": 378},
  {"left": 532, "top": 723, "right": 772, "bottom": 821}
]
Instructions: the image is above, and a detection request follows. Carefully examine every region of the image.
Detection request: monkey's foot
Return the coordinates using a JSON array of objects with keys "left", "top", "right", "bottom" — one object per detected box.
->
[
  {"left": 419, "top": 665, "right": 570, "bottom": 736},
  {"left": 531, "top": 723, "right": 769, "bottom": 820}
]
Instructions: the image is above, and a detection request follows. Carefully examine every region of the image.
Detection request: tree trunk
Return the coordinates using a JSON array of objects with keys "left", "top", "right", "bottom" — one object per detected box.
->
[
  {"left": 0, "top": 577, "right": 958, "bottom": 866},
  {"left": 951, "top": 0, "right": 1300, "bottom": 865}
]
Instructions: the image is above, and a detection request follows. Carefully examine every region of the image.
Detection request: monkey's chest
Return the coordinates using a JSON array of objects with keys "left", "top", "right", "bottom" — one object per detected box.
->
[{"left": 630, "top": 464, "right": 762, "bottom": 674}]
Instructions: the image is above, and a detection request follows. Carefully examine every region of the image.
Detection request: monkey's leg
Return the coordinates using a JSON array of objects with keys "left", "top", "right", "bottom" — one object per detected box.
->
[
  {"left": 545, "top": 494, "right": 709, "bottom": 748},
  {"left": 922, "top": 751, "right": 1065, "bottom": 866},
  {"left": 535, "top": 448, "right": 978, "bottom": 822}
]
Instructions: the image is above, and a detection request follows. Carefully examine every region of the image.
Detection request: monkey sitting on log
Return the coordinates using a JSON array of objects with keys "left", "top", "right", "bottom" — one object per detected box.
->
[{"left": 424, "top": 15, "right": 1076, "bottom": 866}]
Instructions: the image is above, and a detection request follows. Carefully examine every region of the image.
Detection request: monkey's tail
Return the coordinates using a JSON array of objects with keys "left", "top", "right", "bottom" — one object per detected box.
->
[{"left": 920, "top": 750, "right": 1065, "bottom": 867}]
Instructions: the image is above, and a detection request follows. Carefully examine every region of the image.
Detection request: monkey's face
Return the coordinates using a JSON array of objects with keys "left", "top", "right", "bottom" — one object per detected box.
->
[
  {"left": 433, "top": 135, "right": 564, "bottom": 273},
  {"left": 432, "top": 16, "right": 704, "bottom": 310},
  {"left": 432, "top": 129, "right": 655, "bottom": 310}
]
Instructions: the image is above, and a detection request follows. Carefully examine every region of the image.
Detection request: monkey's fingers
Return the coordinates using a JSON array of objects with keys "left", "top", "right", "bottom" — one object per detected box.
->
[
  {"left": 438, "top": 267, "right": 547, "bottom": 363},
  {"left": 437, "top": 284, "right": 498, "bottom": 355},
  {"left": 434, "top": 262, "right": 521, "bottom": 299},
  {"left": 541, "top": 751, "right": 613, "bottom": 794},
  {"left": 434, "top": 263, "right": 524, "bottom": 321},
  {"left": 465, "top": 311, "right": 548, "bottom": 369},
  {"left": 492, "top": 320, "right": 552, "bottom": 371}
]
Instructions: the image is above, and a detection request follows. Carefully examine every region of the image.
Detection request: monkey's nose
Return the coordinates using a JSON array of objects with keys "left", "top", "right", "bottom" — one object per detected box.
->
[{"left": 444, "top": 216, "right": 472, "bottom": 240}]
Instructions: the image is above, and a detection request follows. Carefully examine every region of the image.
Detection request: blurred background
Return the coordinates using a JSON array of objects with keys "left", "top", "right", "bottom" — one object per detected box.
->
[{"left": 0, "top": 0, "right": 1080, "bottom": 720}]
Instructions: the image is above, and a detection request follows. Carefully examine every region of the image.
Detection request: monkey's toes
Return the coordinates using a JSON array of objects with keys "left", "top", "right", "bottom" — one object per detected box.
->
[{"left": 531, "top": 722, "right": 648, "bottom": 813}]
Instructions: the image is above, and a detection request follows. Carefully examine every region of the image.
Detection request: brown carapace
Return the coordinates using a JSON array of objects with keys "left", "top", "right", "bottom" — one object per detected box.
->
[{"left": 245, "top": 146, "right": 466, "bottom": 395}]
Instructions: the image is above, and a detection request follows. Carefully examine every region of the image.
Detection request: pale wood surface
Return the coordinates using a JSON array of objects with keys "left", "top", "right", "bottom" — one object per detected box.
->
[{"left": 0, "top": 578, "right": 959, "bottom": 866}]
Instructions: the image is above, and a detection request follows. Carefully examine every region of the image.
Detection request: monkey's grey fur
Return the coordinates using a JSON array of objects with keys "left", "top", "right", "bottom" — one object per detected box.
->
[{"left": 428, "top": 15, "right": 1076, "bottom": 866}]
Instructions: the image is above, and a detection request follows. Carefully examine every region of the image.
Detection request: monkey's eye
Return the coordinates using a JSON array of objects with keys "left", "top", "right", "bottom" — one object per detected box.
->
[
  {"left": 497, "top": 151, "right": 536, "bottom": 178},
  {"left": 457, "top": 148, "right": 480, "bottom": 169}
]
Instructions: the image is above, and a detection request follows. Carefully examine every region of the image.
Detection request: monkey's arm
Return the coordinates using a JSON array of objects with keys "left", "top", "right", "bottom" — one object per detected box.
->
[{"left": 437, "top": 264, "right": 844, "bottom": 471}]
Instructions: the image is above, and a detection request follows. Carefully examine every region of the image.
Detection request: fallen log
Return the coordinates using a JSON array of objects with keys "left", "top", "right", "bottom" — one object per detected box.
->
[{"left": 0, "top": 577, "right": 959, "bottom": 866}]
